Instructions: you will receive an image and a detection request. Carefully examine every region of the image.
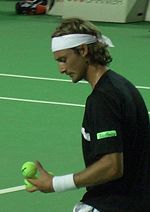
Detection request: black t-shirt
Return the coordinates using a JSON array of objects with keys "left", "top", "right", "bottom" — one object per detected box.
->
[{"left": 81, "top": 70, "right": 150, "bottom": 212}]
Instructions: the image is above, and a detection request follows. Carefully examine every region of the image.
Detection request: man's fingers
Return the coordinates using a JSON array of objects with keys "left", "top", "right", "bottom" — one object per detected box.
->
[
  {"left": 35, "top": 161, "right": 47, "bottom": 174},
  {"left": 26, "top": 185, "right": 38, "bottom": 192},
  {"left": 27, "top": 178, "right": 40, "bottom": 187}
]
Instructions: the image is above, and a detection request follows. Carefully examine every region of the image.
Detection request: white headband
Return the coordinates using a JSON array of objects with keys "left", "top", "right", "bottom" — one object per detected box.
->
[{"left": 51, "top": 34, "right": 114, "bottom": 52}]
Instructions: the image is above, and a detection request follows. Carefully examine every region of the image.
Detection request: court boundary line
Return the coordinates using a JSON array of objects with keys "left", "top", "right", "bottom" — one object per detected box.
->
[
  {"left": 0, "top": 73, "right": 150, "bottom": 90},
  {"left": 0, "top": 73, "right": 83, "bottom": 83},
  {"left": 0, "top": 96, "right": 149, "bottom": 115},
  {"left": 0, "top": 185, "right": 25, "bottom": 195},
  {"left": 0, "top": 96, "right": 85, "bottom": 108}
]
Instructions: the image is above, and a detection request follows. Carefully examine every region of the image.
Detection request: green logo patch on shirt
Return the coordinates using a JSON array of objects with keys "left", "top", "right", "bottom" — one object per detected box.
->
[{"left": 97, "top": 130, "right": 117, "bottom": 140}]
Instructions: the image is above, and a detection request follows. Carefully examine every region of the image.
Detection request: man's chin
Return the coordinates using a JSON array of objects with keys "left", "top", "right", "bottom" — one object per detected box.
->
[
  {"left": 72, "top": 78, "right": 80, "bottom": 83},
  {"left": 71, "top": 75, "right": 83, "bottom": 83}
]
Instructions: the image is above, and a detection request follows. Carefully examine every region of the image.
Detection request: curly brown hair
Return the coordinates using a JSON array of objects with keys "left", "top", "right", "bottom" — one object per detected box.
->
[{"left": 51, "top": 18, "right": 112, "bottom": 66}]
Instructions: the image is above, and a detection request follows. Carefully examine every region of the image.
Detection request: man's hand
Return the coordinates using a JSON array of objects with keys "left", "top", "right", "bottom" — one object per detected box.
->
[{"left": 26, "top": 161, "right": 54, "bottom": 193}]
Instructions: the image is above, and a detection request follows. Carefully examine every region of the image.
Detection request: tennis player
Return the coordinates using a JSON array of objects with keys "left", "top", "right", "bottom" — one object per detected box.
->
[{"left": 28, "top": 18, "right": 150, "bottom": 212}]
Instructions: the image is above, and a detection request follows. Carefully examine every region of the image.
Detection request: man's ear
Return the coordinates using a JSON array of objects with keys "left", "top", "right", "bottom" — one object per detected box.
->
[{"left": 79, "top": 44, "right": 88, "bottom": 57}]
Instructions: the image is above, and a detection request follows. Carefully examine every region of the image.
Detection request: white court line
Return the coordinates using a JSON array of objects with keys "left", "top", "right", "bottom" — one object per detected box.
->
[
  {"left": 0, "top": 96, "right": 149, "bottom": 114},
  {"left": 136, "top": 86, "right": 150, "bottom": 90},
  {"left": 0, "top": 73, "right": 86, "bottom": 84},
  {"left": 0, "top": 73, "right": 150, "bottom": 89},
  {"left": 0, "top": 96, "right": 85, "bottom": 108},
  {"left": 0, "top": 185, "right": 25, "bottom": 195}
]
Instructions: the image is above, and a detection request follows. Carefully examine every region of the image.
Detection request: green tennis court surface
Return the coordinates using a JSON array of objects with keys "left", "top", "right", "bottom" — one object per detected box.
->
[{"left": 0, "top": 1, "right": 150, "bottom": 211}]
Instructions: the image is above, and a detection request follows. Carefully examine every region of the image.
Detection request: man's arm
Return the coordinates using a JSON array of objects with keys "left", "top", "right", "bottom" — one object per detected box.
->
[
  {"left": 27, "top": 152, "right": 123, "bottom": 193},
  {"left": 74, "top": 152, "right": 123, "bottom": 188}
]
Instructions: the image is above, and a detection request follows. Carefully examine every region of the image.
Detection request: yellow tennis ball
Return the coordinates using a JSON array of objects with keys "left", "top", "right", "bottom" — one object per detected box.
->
[
  {"left": 24, "top": 179, "right": 34, "bottom": 189},
  {"left": 21, "top": 161, "right": 37, "bottom": 178},
  {"left": 24, "top": 176, "right": 37, "bottom": 189}
]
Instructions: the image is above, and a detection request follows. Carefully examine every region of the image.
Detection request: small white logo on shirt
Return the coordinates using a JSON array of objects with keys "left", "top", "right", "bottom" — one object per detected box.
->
[{"left": 81, "top": 127, "right": 91, "bottom": 141}]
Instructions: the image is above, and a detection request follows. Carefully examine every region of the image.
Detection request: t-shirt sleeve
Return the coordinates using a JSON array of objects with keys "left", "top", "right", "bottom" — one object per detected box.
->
[{"left": 85, "top": 90, "right": 123, "bottom": 157}]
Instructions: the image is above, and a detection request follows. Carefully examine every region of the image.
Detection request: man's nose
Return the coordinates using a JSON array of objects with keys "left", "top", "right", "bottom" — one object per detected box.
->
[{"left": 59, "top": 62, "right": 67, "bottom": 73}]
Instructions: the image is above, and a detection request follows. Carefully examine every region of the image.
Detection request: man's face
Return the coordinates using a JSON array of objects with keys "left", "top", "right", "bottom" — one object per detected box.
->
[{"left": 54, "top": 48, "right": 88, "bottom": 83}]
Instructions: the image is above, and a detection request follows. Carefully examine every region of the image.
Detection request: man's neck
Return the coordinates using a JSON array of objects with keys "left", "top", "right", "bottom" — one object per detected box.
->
[{"left": 86, "top": 64, "right": 107, "bottom": 89}]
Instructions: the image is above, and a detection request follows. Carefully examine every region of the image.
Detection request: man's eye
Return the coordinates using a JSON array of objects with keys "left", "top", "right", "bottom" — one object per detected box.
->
[{"left": 58, "top": 58, "right": 66, "bottom": 63}]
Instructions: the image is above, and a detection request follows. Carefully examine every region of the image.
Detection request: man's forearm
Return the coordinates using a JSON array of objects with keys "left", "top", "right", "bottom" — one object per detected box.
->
[{"left": 74, "top": 152, "right": 123, "bottom": 188}]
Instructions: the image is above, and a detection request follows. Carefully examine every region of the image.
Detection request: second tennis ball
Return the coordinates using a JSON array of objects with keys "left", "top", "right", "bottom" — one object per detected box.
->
[
  {"left": 21, "top": 161, "right": 37, "bottom": 178},
  {"left": 24, "top": 179, "right": 35, "bottom": 189}
]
